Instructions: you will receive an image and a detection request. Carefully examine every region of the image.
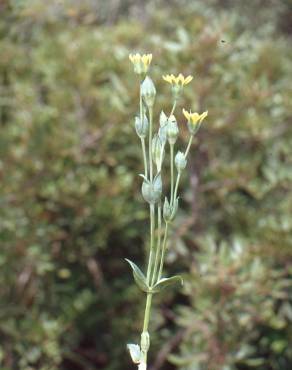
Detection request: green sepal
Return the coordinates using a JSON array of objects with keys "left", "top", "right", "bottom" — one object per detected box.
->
[
  {"left": 125, "top": 259, "right": 149, "bottom": 293},
  {"left": 152, "top": 275, "right": 183, "bottom": 293}
]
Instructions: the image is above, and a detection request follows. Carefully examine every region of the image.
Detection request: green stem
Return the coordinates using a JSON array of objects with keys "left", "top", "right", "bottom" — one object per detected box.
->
[
  {"left": 173, "top": 173, "right": 181, "bottom": 202},
  {"left": 170, "top": 99, "right": 177, "bottom": 116},
  {"left": 149, "top": 107, "right": 153, "bottom": 182},
  {"left": 143, "top": 293, "right": 153, "bottom": 332},
  {"left": 184, "top": 135, "right": 193, "bottom": 158},
  {"left": 146, "top": 106, "right": 155, "bottom": 284},
  {"left": 151, "top": 203, "right": 162, "bottom": 286},
  {"left": 172, "top": 135, "right": 193, "bottom": 209},
  {"left": 157, "top": 222, "right": 169, "bottom": 281},
  {"left": 139, "top": 83, "right": 148, "bottom": 179},
  {"left": 140, "top": 292, "right": 153, "bottom": 367},
  {"left": 140, "top": 84, "right": 143, "bottom": 120},
  {"left": 146, "top": 204, "right": 155, "bottom": 284},
  {"left": 141, "top": 138, "right": 148, "bottom": 178},
  {"left": 170, "top": 143, "right": 174, "bottom": 205}
]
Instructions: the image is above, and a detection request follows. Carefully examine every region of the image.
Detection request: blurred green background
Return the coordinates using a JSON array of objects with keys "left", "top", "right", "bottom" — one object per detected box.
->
[{"left": 1, "top": 1, "right": 292, "bottom": 369}]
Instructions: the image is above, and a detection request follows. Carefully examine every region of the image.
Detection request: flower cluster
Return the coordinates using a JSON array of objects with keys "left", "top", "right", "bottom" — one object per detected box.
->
[
  {"left": 163, "top": 73, "right": 193, "bottom": 97},
  {"left": 162, "top": 73, "right": 193, "bottom": 86},
  {"left": 129, "top": 53, "right": 152, "bottom": 75}
]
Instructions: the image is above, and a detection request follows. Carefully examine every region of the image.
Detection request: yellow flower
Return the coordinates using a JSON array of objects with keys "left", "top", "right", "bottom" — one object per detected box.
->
[
  {"left": 183, "top": 108, "right": 208, "bottom": 134},
  {"left": 162, "top": 73, "right": 193, "bottom": 87},
  {"left": 129, "top": 53, "right": 152, "bottom": 75},
  {"left": 183, "top": 109, "right": 208, "bottom": 125}
]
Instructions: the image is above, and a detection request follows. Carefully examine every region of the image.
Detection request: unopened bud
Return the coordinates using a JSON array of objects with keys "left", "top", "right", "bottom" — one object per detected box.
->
[
  {"left": 175, "top": 151, "right": 187, "bottom": 173},
  {"left": 141, "top": 76, "right": 156, "bottom": 108},
  {"left": 163, "top": 197, "right": 178, "bottom": 222},
  {"left": 135, "top": 115, "right": 149, "bottom": 138},
  {"left": 158, "top": 111, "right": 168, "bottom": 144},
  {"left": 159, "top": 110, "right": 168, "bottom": 126},
  {"left": 167, "top": 115, "right": 179, "bottom": 145},
  {"left": 152, "top": 135, "right": 165, "bottom": 172},
  {"left": 127, "top": 344, "right": 141, "bottom": 364},
  {"left": 141, "top": 173, "right": 162, "bottom": 204}
]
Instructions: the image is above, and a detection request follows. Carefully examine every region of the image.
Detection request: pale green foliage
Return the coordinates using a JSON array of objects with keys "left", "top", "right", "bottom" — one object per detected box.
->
[{"left": 170, "top": 239, "right": 292, "bottom": 370}]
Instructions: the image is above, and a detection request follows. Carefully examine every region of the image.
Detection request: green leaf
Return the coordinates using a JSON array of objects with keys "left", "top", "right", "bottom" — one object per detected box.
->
[
  {"left": 125, "top": 259, "right": 149, "bottom": 293},
  {"left": 152, "top": 275, "right": 183, "bottom": 293}
]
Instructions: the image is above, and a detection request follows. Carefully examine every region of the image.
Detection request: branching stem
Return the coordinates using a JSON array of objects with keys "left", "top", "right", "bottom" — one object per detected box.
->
[
  {"left": 140, "top": 292, "right": 153, "bottom": 366},
  {"left": 135, "top": 75, "right": 195, "bottom": 370},
  {"left": 184, "top": 135, "right": 193, "bottom": 158},
  {"left": 140, "top": 84, "right": 148, "bottom": 178},
  {"left": 151, "top": 203, "right": 162, "bottom": 286},
  {"left": 146, "top": 204, "right": 156, "bottom": 284},
  {"left": 149, "top": 107, "right": 153, "bottom": 182},
  {"left": 157, "top": 222, "right": 169, "bottom": 280},
  {"left": 170, "top": 99, "right": 177, "bottom": 116},
  {"left": 170, "top": 144, "right": 174, "bottom": 205},
  {"left": 141, "top": 138, "right": 148, "bottom": 178}
]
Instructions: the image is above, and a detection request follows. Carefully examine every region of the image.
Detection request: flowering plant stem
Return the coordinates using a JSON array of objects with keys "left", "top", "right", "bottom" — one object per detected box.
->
[{"left": 127, "top": 53, "right": 208, "bottom": 370}]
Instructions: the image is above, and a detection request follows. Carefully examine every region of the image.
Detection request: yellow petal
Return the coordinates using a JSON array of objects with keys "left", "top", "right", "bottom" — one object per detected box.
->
[
  {"left": 178, "top": 74, "right": 184, "bottom": 85},
  {"left": 141, "top": 55, "right": 147, "bottom": 65},
  {"left": 134, "top": 53, "right": 141, "bottom": 62},
  {"left": 190, "top": 113, "right": 200, "bottom": 125},
  {"left": 199, "top": 111, "right": 208, "bottom": 123},
  {"left": 182, "top": 108, "right": 190, "bottom": 120},
  {"left": 173, "top": 76, "right": 178, "bottom": 84},
  {"left": 184, "top": 75, "right": 193, "bottom": 85},
  {"left": 162, "top": 75, "right": 173, "bottom": 84}
]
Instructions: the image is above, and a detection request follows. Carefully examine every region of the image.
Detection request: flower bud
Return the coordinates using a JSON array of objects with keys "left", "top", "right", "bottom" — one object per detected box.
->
[
  {"left": 141, "top": 173, "right": 162, "bottom": 204},
  {"left": 158, "top": 126, "right": 167, "bottom": 145},
  {"left": 158, "top": 111, "right": 168, "bottom": 144},
  {"left": 141, "top": 76, "right": 156, "bottom": 108},
  {"left": 163, "top": 197, "right": 178, "bottom": 222},
  {"left": 140, "top": 331, "right": 150, "bottom": 352},
  {"left": 175, "top": 151, "right": 187, "bottom": 173},
  {"left": 152, "top": 134, "right": 164, "bottom": 172},
  {"left": 152, "top": 173, "right": 162, "bottom": 201},
  {"left": 127, "top": 344, "right": 141, "bottom": 364},
  {"left": 159, "top": 110, "right": 168, "bottom": 126},
  {"left": 167, "top": 115, "right": 179, "bottom": 145},
  {"left": 135, "top": 115, "right": 148, "bottom": 138}
]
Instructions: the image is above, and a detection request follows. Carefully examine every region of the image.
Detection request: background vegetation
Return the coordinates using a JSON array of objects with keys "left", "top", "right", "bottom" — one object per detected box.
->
[{"left": 0, "top": 1, "right": 291, "bottom": 370}]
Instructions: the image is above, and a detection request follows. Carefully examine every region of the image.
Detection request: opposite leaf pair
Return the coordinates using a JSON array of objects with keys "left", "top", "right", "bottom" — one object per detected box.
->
[{"left": 125, "top": 259, "right": 183, "bottom": 294}]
